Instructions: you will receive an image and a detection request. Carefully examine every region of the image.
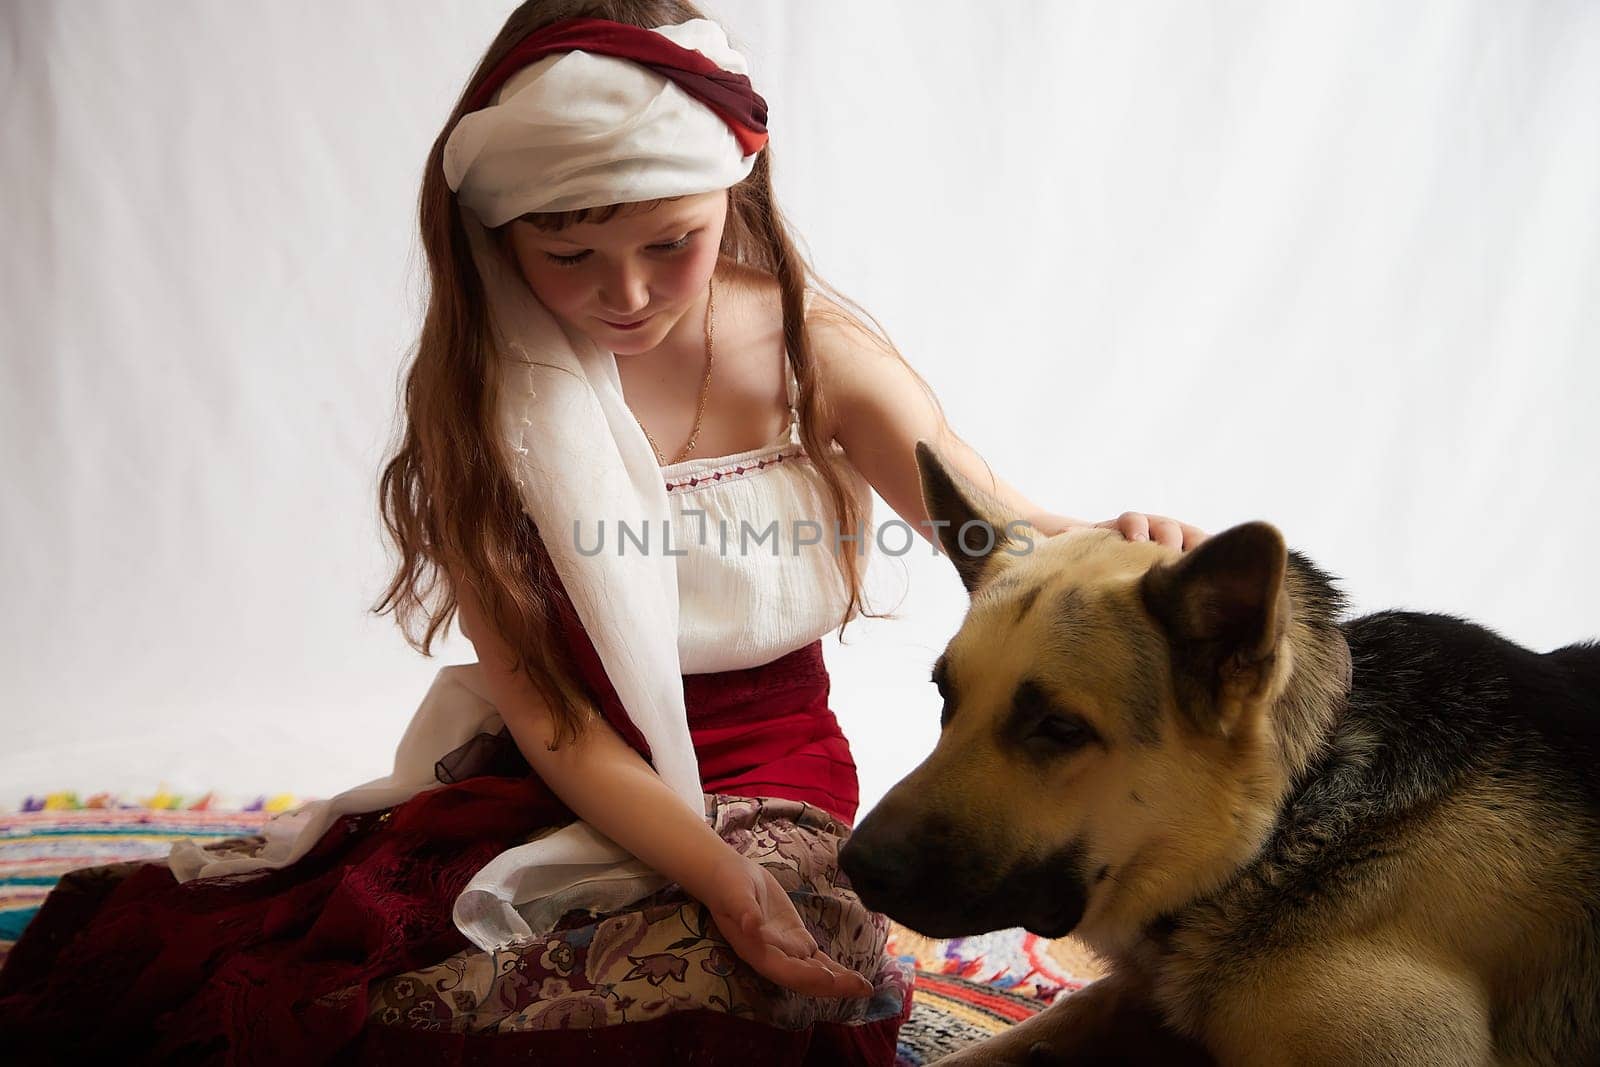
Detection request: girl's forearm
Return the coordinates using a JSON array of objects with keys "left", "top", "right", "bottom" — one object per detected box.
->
[
  {"left": 498, "top": 691, "right": 743, "bottom": 905},
  {"left": 452, "top": 570, "right": 742, "bottom": 902}
]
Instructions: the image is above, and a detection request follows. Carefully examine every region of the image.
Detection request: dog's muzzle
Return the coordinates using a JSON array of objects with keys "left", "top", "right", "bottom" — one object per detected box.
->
[{"left": 840, "top": 805, "right": 1090, "bottom": 939}]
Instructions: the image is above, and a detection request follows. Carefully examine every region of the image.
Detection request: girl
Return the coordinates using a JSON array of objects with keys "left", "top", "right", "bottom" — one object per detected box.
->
[{"left": 0, "top": 1, "right": 1201, "bottom": 1063}]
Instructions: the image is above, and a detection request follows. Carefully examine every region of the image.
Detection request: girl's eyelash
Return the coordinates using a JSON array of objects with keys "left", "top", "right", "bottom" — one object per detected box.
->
[{"left": 543, "top": 234, "right": 692, "bottom": 268}]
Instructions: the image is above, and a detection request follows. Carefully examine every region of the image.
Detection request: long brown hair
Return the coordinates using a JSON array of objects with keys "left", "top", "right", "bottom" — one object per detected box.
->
[{"left": 373, "top": 0, "right": 951, "bottom": 744}]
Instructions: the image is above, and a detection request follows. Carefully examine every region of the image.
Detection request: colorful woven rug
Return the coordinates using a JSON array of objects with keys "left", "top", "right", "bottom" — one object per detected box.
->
[
  {"left": 884, "top": 924, "right": 1104, "bottom": 1063},
  {"left": 0, "top": 793, "right": 1104, "bottom": 1064},
  {"left": 0, "top": 792, "right": 290, "bottom": 959}
]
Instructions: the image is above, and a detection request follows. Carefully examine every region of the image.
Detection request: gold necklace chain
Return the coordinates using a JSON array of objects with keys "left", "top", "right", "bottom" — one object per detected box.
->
[{"left": 640, "top": 276, "right": 715, "bottom": 467}]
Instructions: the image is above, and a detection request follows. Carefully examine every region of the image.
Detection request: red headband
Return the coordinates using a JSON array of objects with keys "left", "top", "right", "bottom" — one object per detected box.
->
[{"left": 465, "top": 17, "right": 769, "bottom": 157}]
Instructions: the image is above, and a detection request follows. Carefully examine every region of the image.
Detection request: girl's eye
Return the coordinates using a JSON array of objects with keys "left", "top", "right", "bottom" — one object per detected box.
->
[
  {"left": 650, "top": 234, "right": 692, "bottom": 253},
  {"left": 542, "top": 233, "right": 690, "bottom": 267}
]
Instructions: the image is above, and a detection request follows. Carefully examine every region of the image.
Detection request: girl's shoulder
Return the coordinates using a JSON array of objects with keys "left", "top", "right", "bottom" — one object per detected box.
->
[
  {"left": 795, "top": 289, "right": 902, "bottom": 407},
  {"left": 715, "top": 262, "right": 886, "bottom": 361},
  {"left": 714, "top": 260, "right": 862, "bottom": 338},
  {"left": 714, "top": 261, "right": 898, "bottom": 441}
]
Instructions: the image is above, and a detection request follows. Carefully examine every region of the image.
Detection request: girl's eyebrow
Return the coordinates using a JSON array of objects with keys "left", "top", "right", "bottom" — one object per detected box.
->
[{"left": 641, "top": 215, "right": 699, "bottom": 240}]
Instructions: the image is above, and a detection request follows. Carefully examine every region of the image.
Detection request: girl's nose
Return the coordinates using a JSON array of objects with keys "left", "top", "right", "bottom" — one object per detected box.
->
[{"left": 597, "top": 263, "right": 650, "bottom": 317}]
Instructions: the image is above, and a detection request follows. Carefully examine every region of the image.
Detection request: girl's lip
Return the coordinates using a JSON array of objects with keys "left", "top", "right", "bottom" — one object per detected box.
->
[{"left": 600, "top": 314, "right": 652, "bottom": 331}]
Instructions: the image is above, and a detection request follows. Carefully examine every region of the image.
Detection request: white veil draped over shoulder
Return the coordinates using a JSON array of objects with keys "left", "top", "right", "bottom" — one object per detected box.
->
[{"left": 169, "top": 17, "right": 765, "bottom": 953}]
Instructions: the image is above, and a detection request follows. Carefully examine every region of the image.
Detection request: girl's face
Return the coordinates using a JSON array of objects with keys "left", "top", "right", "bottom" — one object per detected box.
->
[{"left": 506, "top": 189, "right": 729, "bottom": 357}]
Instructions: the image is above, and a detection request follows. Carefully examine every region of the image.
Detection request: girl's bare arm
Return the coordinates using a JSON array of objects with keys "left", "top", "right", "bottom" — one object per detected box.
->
[{"left": 806, "top": 302, "right": 1205, "bottom": 550}]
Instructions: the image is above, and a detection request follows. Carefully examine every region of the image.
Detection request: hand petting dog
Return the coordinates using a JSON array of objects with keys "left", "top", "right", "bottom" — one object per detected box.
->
[{"left": 1033, "top": 510, "right": 1208, "bottom": 550}]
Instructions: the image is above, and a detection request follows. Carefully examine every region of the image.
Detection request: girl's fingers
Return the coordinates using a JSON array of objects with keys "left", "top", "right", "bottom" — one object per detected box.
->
[
  {"left": 1110, "top": 512, "right": 1206, "bottom": 550},
  {"left": 1118, "top": 511, "right": 1151, "bottom": 542},
  {"left": 763, "top": 948, "right": 872, "bottom": 998},
  {"left": 759, "top": 950, "right": 845, "bottom": 996},
  {"left": 1148, "top": 516, "right": 1184, "bottom": 548},
  {"left": 815, "top": 952, "right": 874, "bottom": 996},
  {"left": 1093, "top": 512, "right": 1206, "bottom": 548},
  {"left": 1092, "top": 512, "right": 1145, "bottom": 540},
  {"left": 792, "top": 939, "right": 871, "bottom": 992}
]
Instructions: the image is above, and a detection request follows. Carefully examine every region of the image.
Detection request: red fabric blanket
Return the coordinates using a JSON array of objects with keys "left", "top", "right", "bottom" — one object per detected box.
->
[{"left": 0, "top": 642, "right": 904, "bottom": 1065}]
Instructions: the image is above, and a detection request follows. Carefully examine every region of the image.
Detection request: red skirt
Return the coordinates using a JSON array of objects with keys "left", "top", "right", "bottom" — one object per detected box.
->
[{"left": 0, "top": 641, "right": 900, "bottom": 1064}]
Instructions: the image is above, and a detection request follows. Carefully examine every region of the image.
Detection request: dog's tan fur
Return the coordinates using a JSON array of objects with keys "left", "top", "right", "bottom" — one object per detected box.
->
[{"left": 843, "top": 443, "right": 1600, "bottom": 1066}]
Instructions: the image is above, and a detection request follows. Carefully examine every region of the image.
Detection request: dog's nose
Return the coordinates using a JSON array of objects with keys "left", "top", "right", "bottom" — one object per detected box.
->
[{"left": 839, "top": 831, "right": 916, "bottom": 904}]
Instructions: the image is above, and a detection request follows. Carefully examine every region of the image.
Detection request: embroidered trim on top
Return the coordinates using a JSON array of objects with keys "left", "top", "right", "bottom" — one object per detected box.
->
[{"left": 664, "top": 446, "right": 805, "bottom": 494}]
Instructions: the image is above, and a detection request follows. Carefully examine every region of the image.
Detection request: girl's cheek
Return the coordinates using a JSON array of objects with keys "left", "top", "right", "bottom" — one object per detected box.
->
[
  {"left": 667, "top": 242, "right": 721, "bottom": 299},
  {"left": 527, "top": 269, "right": 587, "bottom": 317}
]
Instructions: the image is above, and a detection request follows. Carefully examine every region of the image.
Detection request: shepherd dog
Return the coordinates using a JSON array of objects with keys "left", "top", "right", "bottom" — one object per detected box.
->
[{"left": 840, "top": 443, "right": 1600, "bottom": 1066}]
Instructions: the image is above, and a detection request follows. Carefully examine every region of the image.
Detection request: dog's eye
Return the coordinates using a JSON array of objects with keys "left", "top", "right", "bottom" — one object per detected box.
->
[{"left": 1028, "top": 714, "right": 1097, "bottom": 752}]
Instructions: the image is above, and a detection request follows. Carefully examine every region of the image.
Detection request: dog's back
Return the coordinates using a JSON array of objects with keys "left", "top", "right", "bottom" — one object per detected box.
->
[
  {"left": 1157, "top": 610, "right": 1600, "bottom": 1065},
  {"left": 1548, "top": 643, "right": 1600, "bottom": 758}
]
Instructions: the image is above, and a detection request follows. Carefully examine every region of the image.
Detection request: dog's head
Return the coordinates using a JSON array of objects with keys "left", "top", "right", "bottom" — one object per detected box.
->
[{"left": 840, "top": 443, "right": 1305, "bottom": 952}]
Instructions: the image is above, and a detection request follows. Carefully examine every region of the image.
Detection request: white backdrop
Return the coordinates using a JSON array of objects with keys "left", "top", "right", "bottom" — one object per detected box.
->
[{"left": 2, "top": 1, "right": 1597, "bottom": 811}]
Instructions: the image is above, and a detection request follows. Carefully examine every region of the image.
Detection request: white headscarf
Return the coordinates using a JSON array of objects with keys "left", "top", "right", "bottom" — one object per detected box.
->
[{"left": 443, "top": 20, "right": 759, "bottom": 221}]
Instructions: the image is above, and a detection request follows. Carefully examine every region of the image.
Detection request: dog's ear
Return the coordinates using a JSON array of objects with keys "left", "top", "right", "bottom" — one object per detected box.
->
[
  {"left": 914, "top": 440, "right": 1025, "bottom": 594},
  {"left": 1139, "top": 521, "right": 1290, "bottom": 734}
]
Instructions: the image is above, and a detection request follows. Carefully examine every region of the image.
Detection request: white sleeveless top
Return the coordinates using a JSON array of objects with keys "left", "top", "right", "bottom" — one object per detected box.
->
[{"left": 662, "top": 350, "right": 873, "bottom": 674}]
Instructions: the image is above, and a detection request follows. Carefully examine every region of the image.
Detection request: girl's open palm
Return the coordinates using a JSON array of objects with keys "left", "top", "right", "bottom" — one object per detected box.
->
[{"left": 706, "top": 857, "right": 874, "bottom": 1000}]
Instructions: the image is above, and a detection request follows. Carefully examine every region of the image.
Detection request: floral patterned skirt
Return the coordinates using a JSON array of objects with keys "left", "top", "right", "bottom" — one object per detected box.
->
[{"left": 355, "top": 794, "right": 912, "bottom": 1063}]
